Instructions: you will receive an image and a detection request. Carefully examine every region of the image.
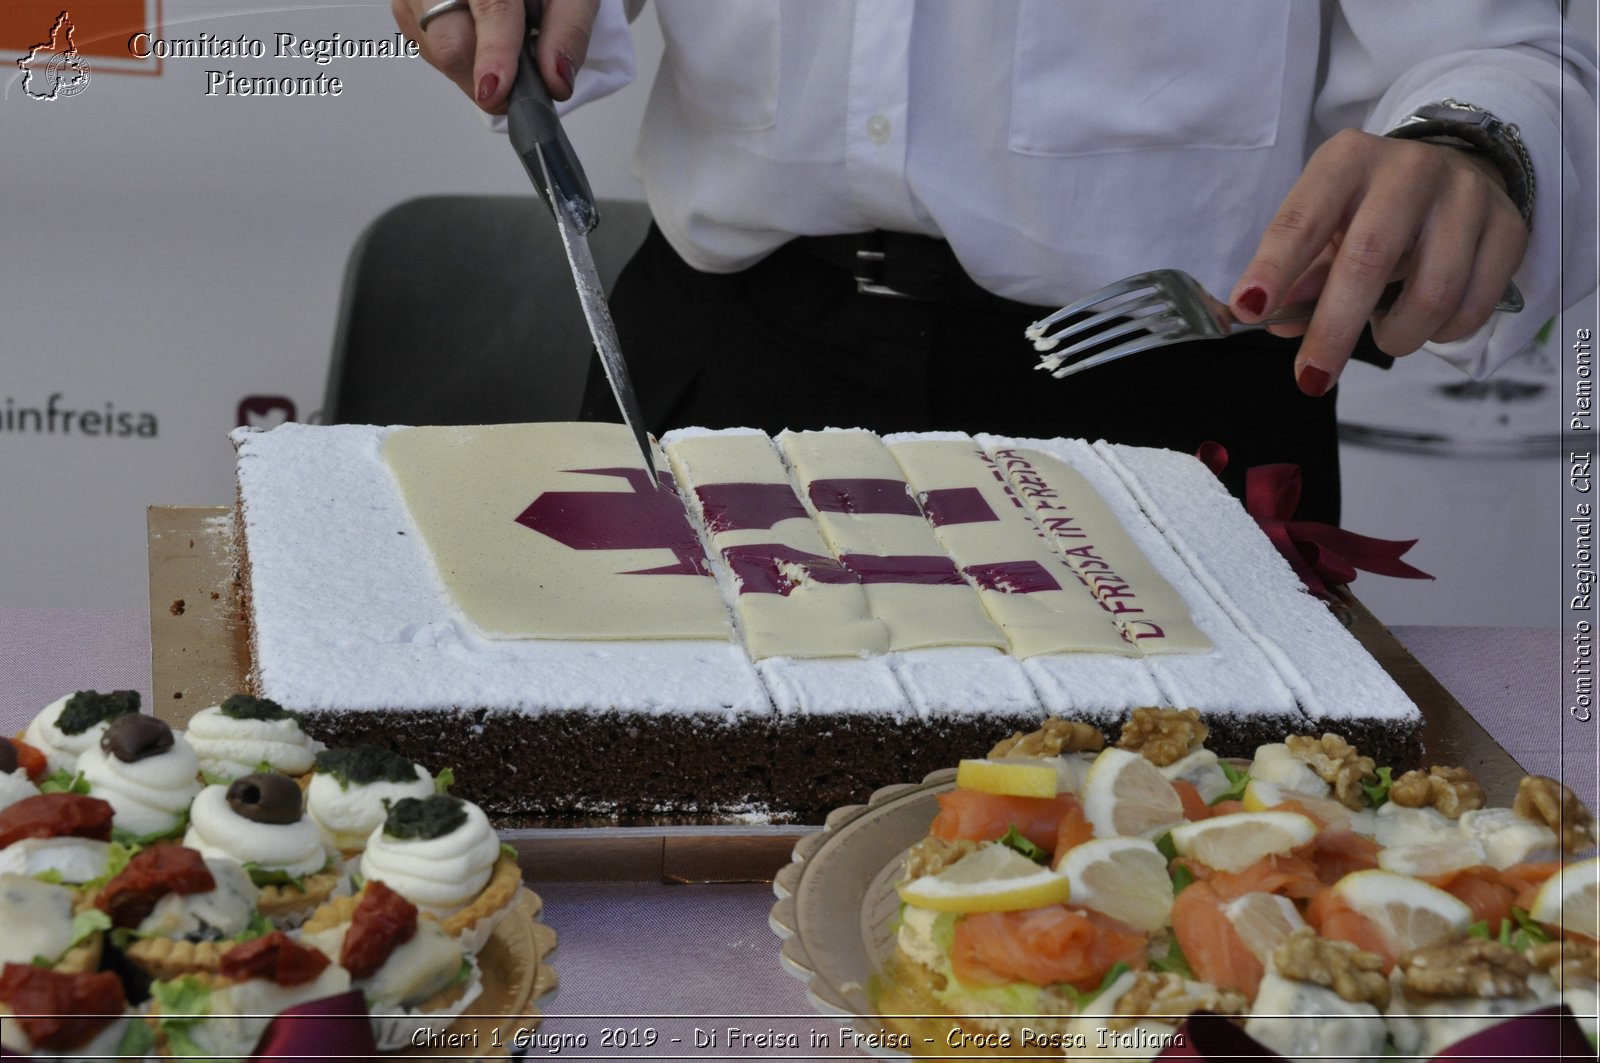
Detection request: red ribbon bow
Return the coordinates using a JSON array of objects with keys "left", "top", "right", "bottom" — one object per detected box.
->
[{"left": 1195, "top": 442, "right": 1432, "bottom": 598}]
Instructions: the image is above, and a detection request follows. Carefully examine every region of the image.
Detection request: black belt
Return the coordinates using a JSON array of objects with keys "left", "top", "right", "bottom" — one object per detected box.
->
[{"left": 794, "top": 231, "right": 1047, "bottom": 315}]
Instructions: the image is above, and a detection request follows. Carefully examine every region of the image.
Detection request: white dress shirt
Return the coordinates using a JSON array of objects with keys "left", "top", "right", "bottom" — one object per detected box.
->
[{"left": 572, "top": 0, "right": 1596, "bottom": 378}]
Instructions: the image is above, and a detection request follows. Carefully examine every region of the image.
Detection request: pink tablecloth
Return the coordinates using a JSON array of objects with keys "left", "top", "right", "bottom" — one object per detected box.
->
[{"left": 0, "top": 609, "right": 1590, "bottom": 1061}]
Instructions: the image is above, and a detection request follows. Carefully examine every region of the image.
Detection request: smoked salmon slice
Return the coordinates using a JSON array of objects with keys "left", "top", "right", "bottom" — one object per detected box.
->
[
  {"left": 1306, "top": 886, "right": 1395, "bottom": 969},
  {"left": 1423, "top": 865, "right": 1516, "bottom": 934},
  {"left": 951, "top": 905, "right": 1148, "bottom": 990},
  {"left": 1172, "top": 780, "right": 1211, "bottom": 822},
  {"left": 930, "top": 791, "right": 1082, "bottom": 855},
  {"left": 1170, "top": 879, "right": 1264, "bottom": 997}
]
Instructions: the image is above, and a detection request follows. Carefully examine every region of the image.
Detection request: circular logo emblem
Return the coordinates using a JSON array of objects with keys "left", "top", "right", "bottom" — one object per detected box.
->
[{"left": 47, "top": 51, "right": 91, "bottom": 98}]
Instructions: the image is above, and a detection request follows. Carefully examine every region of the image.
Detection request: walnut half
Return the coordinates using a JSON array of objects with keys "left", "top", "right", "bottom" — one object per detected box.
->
[
  {"left": 901, "top": 837, "right": 981, "bottom": 881},
  {"left": 1526, "top": 939, "right": 1600, "bottom": 989},
  {"left": 1284, "top": 733, "right": 1378, "bottom": 811},
  {"left": 1116, "top": 707, "right": 1207, "bottom": 768},
  {"left": 1272, "top": 927, "right": 1390, "bottom": 1007},
  {"left": 989, "top": 717, "right": 1105, "bottom": 758},
  {"left": 1387, "top": 765, "right": 1485, "bottom": 819},
  {"left": 1104, "top": 971, "right": 1246, "bottom": 1032},
  {"left": 1400, "top": 938, "right": 1531, "bottom": 1000},
  {"left": 1513, "top": 775, "right": 1598, "bottom": 853}
]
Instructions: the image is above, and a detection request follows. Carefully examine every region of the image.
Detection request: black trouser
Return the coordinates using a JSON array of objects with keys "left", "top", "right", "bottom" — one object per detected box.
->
[{"left": 583, "top": 225, "right": 1346, "bottom": 524}]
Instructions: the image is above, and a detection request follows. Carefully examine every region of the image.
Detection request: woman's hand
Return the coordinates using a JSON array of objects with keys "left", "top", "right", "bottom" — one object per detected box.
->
[
  {"left": 393, "top": 0, "right": 600, "bottom": 113},
  {"left": 1230, "top": 128, "right": 1528, "bottom": 396}
]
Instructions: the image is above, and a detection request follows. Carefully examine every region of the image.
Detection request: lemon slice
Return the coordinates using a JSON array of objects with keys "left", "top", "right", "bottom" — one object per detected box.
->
[
  {"left": 1080, "top": 748, "right": 1186, "bottom": 840},
  {"left": 1377, "top": 839, "right": 1488, "bottom": 879},
  {"left": 1243, "top": 780, "right": 1376, "bottom": 835},
  {"left": 955, "top": 757, "right": 1060, "bottom": 799},
  {"left": 1331, "top": 869, "right": 1473, "bottom": 955},
  {"left": 1169, "top": 811, "right": 1318, "bottom": 873},
  {"left": 896, "top": 843, "right": 1072, "bottom": 913},
  {"left": 1527, "top": 856, "right": 1600, "bottom": 940},
  {"left": 1222, "top": 891, "right": 1307, "bottom": 965},
  {"left": 1248, "top": 743, "right": 1330, "bottom": 796},
  {"left": 1056, "top": 837, "right": 1173, "bottom": 932}
]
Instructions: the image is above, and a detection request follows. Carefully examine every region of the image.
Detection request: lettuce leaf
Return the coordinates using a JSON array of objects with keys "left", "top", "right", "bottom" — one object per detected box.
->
[
  {"left": 1361, "top": 766, "right": 1395, "bottom": 809},
  {"left": 241, "top": 863, "right": 308, "bottom": 891},
  {"left": 70, "top": 908, "right": 112, "bottom": 947},
  {"left": 1213, "top": 761, "right": 1250, "bottom": 805},
  {"left": 116, "top": 1016, "right": 156, "bottom": 1057},
  {"left": 434, "top": 766, "right": 455, "bottom": 794},
  {"left": 998, "top": 826, "right": 1049, "bottom": 865},
  {"left": 1063, "top": 961, "right": 1132, "bottom": 1011},
  {"left": 112, "top": 808, "right": 190, "bottom": 849},
  {"left": 1150, "top": 936, "right": 1194, "bottom": 979},
  {"left": 38, "top": 769, "right": 90, "bottom": 795},
  {"left": 152, "top": 974, "right": 220, "bottom": 1058}
]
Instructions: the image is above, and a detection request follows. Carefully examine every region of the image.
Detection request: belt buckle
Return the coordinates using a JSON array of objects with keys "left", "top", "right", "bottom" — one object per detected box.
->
[{"left": 852, "top": 246, "right": 916, "bottom": 300}]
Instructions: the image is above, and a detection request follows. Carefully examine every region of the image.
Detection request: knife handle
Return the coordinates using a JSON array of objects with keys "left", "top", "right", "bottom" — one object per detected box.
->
[{"left": 506, "top": 14, "right": 598, "bottom": 233}]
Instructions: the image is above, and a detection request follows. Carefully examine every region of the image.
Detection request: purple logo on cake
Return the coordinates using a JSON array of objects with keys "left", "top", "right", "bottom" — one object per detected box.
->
[
  {"left": 695, "top": 482, "right": 810, "bottom": 533},
  {"left": 721, "top": 543, "right": 857, "bottom": 596},
  {"left": 964, "top": 559, "right": 1062, "bottom": 595},
  {"left": 807, "top": 478, "right": 921, "bottom": 517},
  {"left": 840, "top": 554, "right": 966, "bottom": 586},
  {"left": 515, "top": 468, "right": 709, "bottom": 577},
  {"left": 920, "top": 487, "right": 1000, "bottom": 527}
]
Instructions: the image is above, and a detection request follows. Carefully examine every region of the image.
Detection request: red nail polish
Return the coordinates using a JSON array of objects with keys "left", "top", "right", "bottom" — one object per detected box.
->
[
  {"left": 556, "top": 55, "right": 576, "bottom": 93},
  {"left": 1297, "top": 364, "right": 1333, "bottom": 397},
  {"left": 1237, "top": 285, "right": 1268, "bottom": 318},
  {"left": 476, "top": 72, "right": 499, "bottom": 104}
]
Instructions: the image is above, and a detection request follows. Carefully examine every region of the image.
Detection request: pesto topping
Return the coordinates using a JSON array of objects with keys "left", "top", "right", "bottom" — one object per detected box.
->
[
  {"left": 315, "top": 744, "right": 420, "bottom": 788},
  {"left": 218, "top": 694, "right": 295, "bottom": 723},
  {"left": 56, "top": 690, "right": 140, "bottom": 736},
  {"left": 383, "top": 795, "right": 466, "bottom": 841}
]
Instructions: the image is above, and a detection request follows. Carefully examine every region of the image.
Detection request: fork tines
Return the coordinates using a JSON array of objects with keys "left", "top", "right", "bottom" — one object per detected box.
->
[{"left": 1025, "top": 273, "right": 1186, "bottom": 379}]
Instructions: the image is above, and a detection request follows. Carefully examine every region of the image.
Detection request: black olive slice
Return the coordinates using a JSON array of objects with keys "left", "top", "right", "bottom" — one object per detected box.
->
[
  {"left": 101, "top": 714, "right": 175, "bottom": 763},
  {"left": 225, "top": 772, "right": 303, "bottom": 825}
]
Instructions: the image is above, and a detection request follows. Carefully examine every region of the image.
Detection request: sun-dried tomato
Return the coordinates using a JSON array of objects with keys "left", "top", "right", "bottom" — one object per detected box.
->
[
  {"left": 220, "top": 930, "right": 330, "bottom": 987},
  {"left": 0, "top": 792, "right": 114, "bottom": 849},
  {"left": 341, "top": 879, "right": 419, "bottom": 979},
  {"left": 0, "top": 962, "right": 125, "bottom": 1051},
  {"left": 3, "top": 737, "right": 46, "bottom": 782},
  {"left": 95, "top": 845, "right": 217, "bottom": 928}
]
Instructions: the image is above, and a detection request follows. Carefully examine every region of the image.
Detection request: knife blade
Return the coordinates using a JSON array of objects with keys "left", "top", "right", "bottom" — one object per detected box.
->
[{"left": 505, "top": 28, "right": 659, "bottom": 486}]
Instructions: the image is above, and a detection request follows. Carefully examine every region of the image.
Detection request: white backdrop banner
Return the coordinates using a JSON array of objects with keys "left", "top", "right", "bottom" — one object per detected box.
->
[{"left": 1, "top": 1, "right": 659, "bottom": 608}]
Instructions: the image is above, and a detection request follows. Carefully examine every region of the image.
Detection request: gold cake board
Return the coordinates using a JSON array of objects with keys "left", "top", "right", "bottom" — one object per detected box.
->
[{"left": 148, "top": 505, "right": 1525, "bottom": 884}]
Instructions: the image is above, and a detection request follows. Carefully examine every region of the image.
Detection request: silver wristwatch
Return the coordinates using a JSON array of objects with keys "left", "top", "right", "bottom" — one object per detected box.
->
[{"left": 1387, "top": 99, "right": 1536, "bottom": 227}]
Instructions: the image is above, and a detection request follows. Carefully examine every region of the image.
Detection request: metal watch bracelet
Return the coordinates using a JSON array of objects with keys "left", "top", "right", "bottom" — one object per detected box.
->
[{"left": 1386, "top": 98, "right": 1536, "bottom": 228}]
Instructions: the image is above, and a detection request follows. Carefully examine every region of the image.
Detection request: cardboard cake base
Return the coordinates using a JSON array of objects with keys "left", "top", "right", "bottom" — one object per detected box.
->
[{"left": 148, "top": 505, "right": 1527, "bottom": 883}]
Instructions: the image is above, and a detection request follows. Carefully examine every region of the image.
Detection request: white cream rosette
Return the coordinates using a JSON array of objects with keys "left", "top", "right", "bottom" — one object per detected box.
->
[
  {"left": 185, "top": 704, "right": 322, "bottom": 781},
  {"left": 360, "top": 800, "right": 506, "bottom": 951},
  {"left": 182, "top": 785, "right": 329, "bottom": 879},
  {"left": 76, "top": 733, "right": 201, "bottom": 839},
  {"left": 22, "top": 695, "right": 123, "bottom": 775},
  {"left": 306, "top": 769, "right": 435, "bottom": 854}
]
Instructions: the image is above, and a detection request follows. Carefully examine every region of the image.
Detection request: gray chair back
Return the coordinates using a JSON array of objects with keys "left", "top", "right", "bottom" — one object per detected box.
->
[{"left": 322, "top": 195, "right": 651, "bottom": 425}]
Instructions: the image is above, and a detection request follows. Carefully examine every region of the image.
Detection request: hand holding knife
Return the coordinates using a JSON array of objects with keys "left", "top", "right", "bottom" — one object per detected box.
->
[{"left": 504, "top": 4, "right": 660, "bottom": 486}]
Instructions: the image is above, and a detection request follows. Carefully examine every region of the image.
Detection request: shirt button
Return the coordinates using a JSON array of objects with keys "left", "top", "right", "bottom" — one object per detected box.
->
[{"left": 866, "top": 113, "right": 892, "bottom": 144}]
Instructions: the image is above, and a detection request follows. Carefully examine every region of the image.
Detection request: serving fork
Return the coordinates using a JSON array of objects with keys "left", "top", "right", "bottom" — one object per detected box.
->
[{"left": 1026, "top": 270, "right": 1524, "bottom": 380}]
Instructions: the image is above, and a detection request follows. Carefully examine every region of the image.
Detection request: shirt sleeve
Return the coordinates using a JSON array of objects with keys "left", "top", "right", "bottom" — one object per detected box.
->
[
  {"left": 1317, "top": 0, "right": 1597, "bottom": 379},
  {"left": 561, "top": 0, "right": 639, "bottom": 111}
]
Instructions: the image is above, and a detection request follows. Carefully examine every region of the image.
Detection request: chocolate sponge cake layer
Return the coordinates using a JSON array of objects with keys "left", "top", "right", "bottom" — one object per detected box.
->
[{"left": 234, "top": 423, "right": 1423, "bottom": 825}]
